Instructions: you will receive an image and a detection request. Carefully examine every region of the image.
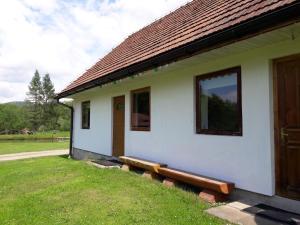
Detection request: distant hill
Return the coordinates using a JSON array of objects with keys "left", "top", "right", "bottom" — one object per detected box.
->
[{"left": 5, "top": 101, "right": 27, "bottom": 107}]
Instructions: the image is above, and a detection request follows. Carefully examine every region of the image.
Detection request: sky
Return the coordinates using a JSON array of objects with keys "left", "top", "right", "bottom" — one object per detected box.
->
[{"left": 0, "top": 0, "right": 190, "bottom": 103}]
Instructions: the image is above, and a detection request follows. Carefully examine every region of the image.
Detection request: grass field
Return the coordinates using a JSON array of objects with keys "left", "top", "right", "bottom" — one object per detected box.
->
[
  {"left": 0, "top": 141, "right": 69, "bottom": 154},
  {"left": 0, "top": 157, "right": 226, "bottom": 225},
  {"left": 0, "top": 131, "right": 69, "bottom": 140}
]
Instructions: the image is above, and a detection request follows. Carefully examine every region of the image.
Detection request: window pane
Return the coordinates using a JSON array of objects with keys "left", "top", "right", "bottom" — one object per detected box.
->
[
  {"left": 131, "top": 88, "right": 150, "bottom": 130},
  {"left": 82, "top": 101, "right": 90, "bottom": 129},
  {"left": 199, "top": 72, "right": 239, "bottom": 132}
]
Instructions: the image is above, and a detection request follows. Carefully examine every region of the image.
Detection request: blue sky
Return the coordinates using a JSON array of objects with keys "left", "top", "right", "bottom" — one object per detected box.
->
[{"left": 0, "top": 0, "right": 189, "bottom": 102}]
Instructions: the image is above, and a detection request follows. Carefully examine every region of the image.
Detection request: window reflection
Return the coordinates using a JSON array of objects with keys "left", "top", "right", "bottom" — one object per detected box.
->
[
  {"left": 196, "top": 67, "right": 242, "bottom": 135},
  {"left": 131, "top": 88, "right": 150, "bottom": 131}
]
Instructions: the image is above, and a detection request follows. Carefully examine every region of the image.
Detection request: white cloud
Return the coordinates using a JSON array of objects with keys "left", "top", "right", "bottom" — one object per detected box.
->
[
  {"left": 0, "top": 0, "right": 190, "bottom": 103},
  {"left": 22, "top": 0, "right": 59, "bottom": 14},
  {"left": 0, "top": 82, "right": 27, "bottom": 102}
]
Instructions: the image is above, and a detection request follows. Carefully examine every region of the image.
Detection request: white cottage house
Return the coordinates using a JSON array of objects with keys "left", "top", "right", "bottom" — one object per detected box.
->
[{"left": 57, "top": 0, "right": 300, "bottom": 205}]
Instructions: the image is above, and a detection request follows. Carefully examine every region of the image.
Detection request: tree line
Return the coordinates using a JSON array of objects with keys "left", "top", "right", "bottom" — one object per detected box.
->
[{"left": 0, "top": 70, "right": 70, "bottom": 133}]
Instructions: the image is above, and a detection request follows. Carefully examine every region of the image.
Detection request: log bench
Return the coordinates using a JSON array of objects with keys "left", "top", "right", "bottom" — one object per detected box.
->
[
  {"left": 119, "top": 156, "right": 234, "bottom": 203},
  {"left": 157, "top": 167, "right": 234, "bottom": 194},
  {"left": 158, "top": 167, "right": 234, "bottom": 203},
  {"left": 119, "top": 156, "right": 167, "bottom": 173}
]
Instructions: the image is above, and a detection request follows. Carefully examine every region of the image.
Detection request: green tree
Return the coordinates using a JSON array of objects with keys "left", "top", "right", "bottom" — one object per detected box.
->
[
  {"left": 0, "top": 104, "right": 29, "bottom": 132},
  {"left": 56, "top": 104, "right": 71, "bottom": 131},
  {"left": 42, "top": 74, "right": 55, "bottom": 103},
  {"left": 0, "top": 71, "right": 70, "bottom": 133},
  {"left": 26, "top": 70, "right": 43, "bottom": 131},
  {"left": 42, "top": 74, "right": 58, "bottom": 130}
]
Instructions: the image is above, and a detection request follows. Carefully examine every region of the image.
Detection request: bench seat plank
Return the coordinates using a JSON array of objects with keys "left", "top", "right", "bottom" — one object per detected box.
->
[
  {"left": 119, "top": 156, "right": 167, "bottom": 173},
  {"left": 158, "top": 167, "right": 234, "bottom": 194}
]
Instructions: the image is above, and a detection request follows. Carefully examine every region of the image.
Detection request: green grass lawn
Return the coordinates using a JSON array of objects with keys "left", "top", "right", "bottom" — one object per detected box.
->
[
  {"left": 0, "top": 131, "right": 70, "bottom": 140},
  {"left": 0, "top": 141, "right": 69, "bottom": 154},
  {"left": 0, "top": 157, "right": 227, "bottom": 225}
]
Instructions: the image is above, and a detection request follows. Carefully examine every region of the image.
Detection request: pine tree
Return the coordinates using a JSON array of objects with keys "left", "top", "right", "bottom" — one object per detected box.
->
[
  {"left": 26, "top": 70, "right": 43, "bottom": 131},
  {"left": 42, "top": 74, "right": 55, "bottom": 103},
  {"left": 42, "top": 74, "right": 58, "bottom": 130},
  {"left": 27, "top": 70, "right": 43, "bottom": 104},
  {"left": 25, "top": 71, "right": 69, "bottom": 132}
]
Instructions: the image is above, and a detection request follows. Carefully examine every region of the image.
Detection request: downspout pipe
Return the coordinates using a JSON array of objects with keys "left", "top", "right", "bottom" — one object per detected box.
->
[{"left": 56, "top": 99, "right": 74, "bottom": 158}]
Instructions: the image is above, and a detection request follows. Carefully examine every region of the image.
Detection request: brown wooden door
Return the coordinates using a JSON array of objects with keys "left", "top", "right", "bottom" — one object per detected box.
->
[
  {"left": 112, "top": 96, "right": 125, "bottom": 157},
  {"left": 274, "top": 55, "right": 300, "bottom": 200}
]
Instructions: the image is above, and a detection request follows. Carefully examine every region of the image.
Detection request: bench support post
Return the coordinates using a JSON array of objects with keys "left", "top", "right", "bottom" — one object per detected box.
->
[
  {"left": 163, "top": 178, "right": 177, "bottom": 187},
  {"left": 199, "top": 189, "right": 227, "bottom": 203},
  {"left": 121, "top": 164, "right": 131, "bottom": 172},
  {"left": 143, "top": 171, "right": 159, "bottom": 180}
]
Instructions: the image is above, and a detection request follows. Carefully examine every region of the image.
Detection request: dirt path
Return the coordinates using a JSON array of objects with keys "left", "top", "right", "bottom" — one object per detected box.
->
[{"left": 0, "top": 150, "right": 68, "bottom": 162}]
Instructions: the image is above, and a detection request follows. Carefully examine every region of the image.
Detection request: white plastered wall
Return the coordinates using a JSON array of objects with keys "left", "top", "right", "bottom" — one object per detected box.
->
[{"left": 71, "top": 23, "right": 300, "bottom": 195}]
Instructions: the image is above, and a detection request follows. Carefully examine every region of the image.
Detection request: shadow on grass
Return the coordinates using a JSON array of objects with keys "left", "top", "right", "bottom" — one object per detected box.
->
[{"left": 58, "top": 154, "right": 70, "bottom": 159}]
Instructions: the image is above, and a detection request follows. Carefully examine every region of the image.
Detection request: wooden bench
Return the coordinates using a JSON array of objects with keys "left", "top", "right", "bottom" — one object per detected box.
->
[
  {"left": 119, "top": 156, "right": 234, "bottom": 202},
  {"left": 157, "top": 167, "right": 234, "bottom": 195},
  {"left": 119, "top": 156, "right": 167, "bottom": 173}
]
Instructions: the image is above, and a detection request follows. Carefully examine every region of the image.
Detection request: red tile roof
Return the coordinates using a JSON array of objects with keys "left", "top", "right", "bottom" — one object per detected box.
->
[{"left": 61, "top": 0, "right": 297, "bottom": 95}]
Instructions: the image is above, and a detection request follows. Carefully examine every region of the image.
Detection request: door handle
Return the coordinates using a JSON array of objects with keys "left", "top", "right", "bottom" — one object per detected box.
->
[{"left": 280, "top": 128, "right": 288, "bottom": 141}]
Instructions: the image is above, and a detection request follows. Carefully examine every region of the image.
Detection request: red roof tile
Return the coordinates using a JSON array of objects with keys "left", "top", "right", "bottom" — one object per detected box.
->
[{"left": 61, "top": 0, "right": 297, "bottom": 95}]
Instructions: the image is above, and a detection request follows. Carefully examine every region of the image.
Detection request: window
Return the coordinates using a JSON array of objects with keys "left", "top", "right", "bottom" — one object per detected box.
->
[
  {"left": 195, "top": 67, "right": 242, "bottom": 135},
  {"left": 81, "top": 101, "right": 90, "bottom": 129},
  {"left": 131, "top": 87, "right": 150, "bottom": 131}
]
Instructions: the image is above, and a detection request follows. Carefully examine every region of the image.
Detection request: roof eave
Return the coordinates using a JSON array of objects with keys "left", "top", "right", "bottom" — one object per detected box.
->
[{"left": 56, "top": 1, "right": 300, "bottom": 99}]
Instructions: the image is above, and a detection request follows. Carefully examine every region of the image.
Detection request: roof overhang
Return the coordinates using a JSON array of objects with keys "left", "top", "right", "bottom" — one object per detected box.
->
[{"left": 56, "top": 1, "right": 300, "bottom": 99}]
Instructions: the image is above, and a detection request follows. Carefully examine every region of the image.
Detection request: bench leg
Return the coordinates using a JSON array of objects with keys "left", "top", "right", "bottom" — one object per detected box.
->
[
  {"left": 121, "top": 164, "right": 131, "bottom": 172},
  {"left": 163, "top": 178, "right": 177, "bottom": 187},
  {"left": 199, "top": 189, "right": 227, "bottom": 203},
  {"left": 142, "top": 171, "right": 158, "bottom": 180}
]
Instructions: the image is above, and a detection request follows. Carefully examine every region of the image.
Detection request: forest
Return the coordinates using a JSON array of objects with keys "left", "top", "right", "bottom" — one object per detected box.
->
[{"left": 0, "top": 70, "right": 71, "bottom": 134}]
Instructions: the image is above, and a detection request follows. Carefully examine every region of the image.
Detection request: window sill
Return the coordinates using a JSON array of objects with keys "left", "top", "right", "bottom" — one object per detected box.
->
[
  {"left": 196, "top": 129, "right": 242, "bottom": 136},
  {"left": 131, "top": 127, "right": 150, "bottom": 132}
]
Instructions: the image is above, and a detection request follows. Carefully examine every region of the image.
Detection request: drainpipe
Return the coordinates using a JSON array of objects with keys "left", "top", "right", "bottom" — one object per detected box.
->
[{"left": 56, "top": 99, "right": 74, "bottom": 158}]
